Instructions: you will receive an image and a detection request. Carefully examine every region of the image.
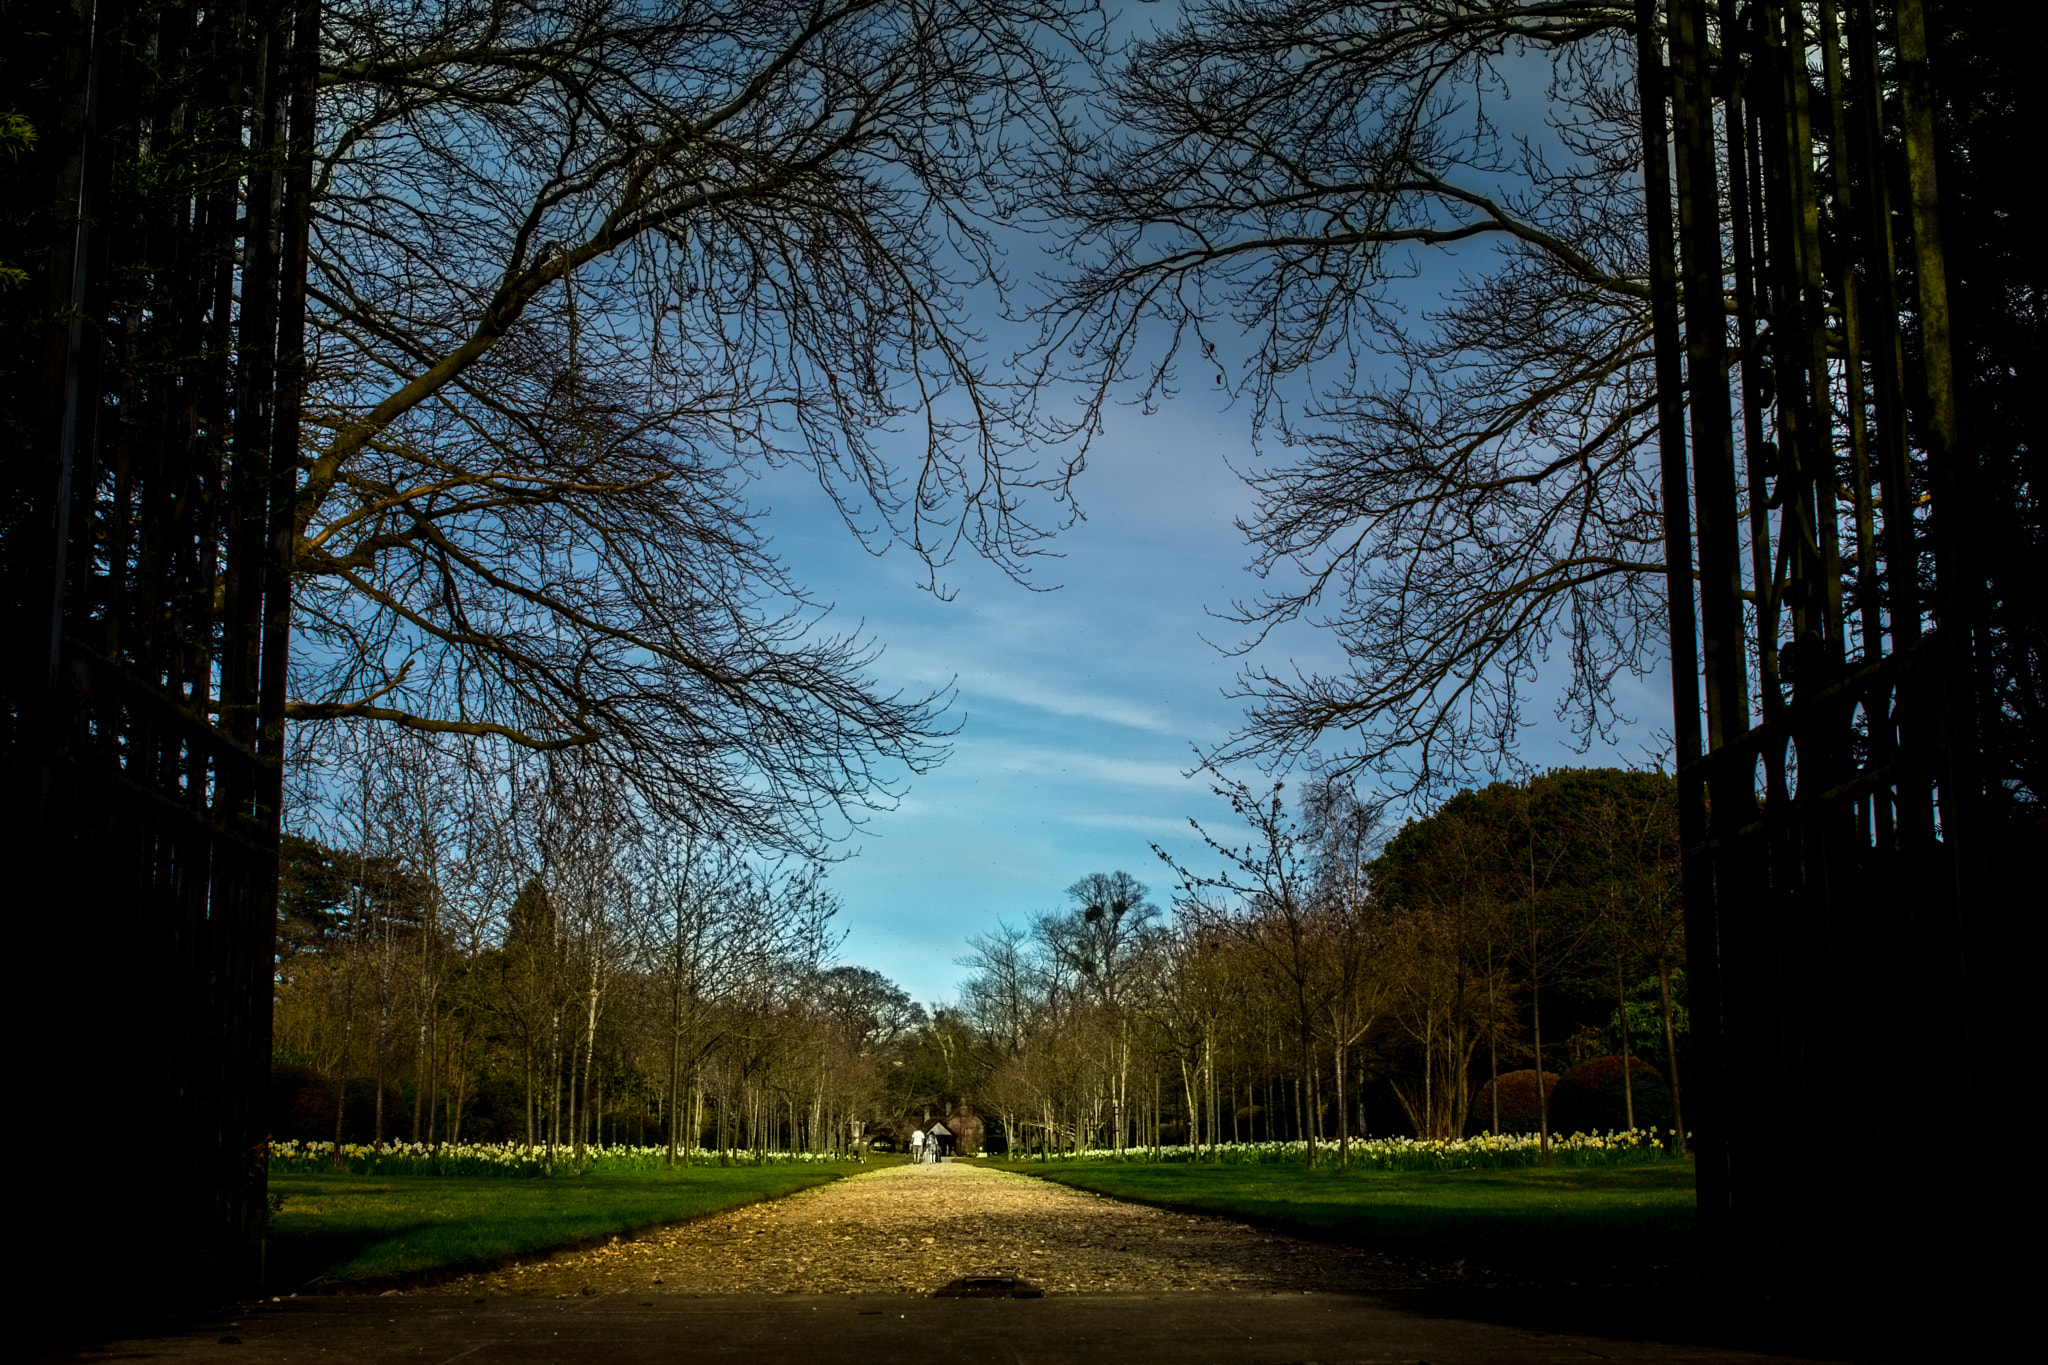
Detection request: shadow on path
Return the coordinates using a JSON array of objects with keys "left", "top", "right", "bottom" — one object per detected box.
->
[{"left": 35, "top": 1291, "right": 1864, "bottom": 1365}]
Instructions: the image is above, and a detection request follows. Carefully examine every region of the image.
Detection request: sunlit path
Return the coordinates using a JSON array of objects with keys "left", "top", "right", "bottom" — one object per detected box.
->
[{"left": 432, "top": 1160, "right": 1429, "bottom": 1298}]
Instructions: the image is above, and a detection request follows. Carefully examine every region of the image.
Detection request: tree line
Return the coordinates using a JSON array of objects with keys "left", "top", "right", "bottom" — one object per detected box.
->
[
  {"left": 270, "top": 733, "right": 930, "bottom": 1159},
  {"left": 951, "top": 768, "right": 1685, "bottom": 1161},
  {"left": 271, "top": 748, "right": 1688, "bottom": 1163}
]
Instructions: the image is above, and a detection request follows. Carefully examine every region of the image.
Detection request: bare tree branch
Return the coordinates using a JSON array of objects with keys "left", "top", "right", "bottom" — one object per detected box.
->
[
  {"left": 294, "top": 0, "right": 1106, "bottom": 847},
  {"left": 1032, "top": 0, "right": 1662, "bottom": 795}
]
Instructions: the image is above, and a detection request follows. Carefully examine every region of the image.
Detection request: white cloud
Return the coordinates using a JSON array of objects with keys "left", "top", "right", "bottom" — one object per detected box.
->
[
  {"left": 961, "top": 672, "right": 1179, "bottom": 733},
  {"left": 952, "top": 742, "right": 1194, "bottom": 791},
  {"left": 876, "top": 644, "right": 1190, "bottom": 735},
  {"left": 1061, "top": 811, "right": 1200, "bottom": 839}
]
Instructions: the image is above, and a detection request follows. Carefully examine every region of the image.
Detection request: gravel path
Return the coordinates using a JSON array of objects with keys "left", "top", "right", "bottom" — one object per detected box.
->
[{"left": 432, "top": 1160, "right": 1447, "bottom": 1299}]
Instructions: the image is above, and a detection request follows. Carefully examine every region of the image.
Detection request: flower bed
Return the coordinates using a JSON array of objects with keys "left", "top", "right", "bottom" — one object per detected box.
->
[
  {"left": 266, "top": 1138, "right": 854, "bottom": 1177},
  {"left": 1003, "top": 1129, "right": 1681, "bottom": 1171}
]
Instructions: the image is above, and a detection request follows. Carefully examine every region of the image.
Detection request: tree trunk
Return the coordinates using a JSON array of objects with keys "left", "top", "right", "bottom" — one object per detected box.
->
[
  {"left": 1618, "top": 951, "right": 1635, "bottom": 1132},
  {"left": 331, "top": 969, "right": 356, "bottom": 1162},
  {"left": 1487, "top": 946, "right": 1500, "bottom": 1134},
  {"left": 1334, "top": 1039, "right": 1350, "bottom": 1166},
  {"left": 577, "top": 958, "right": 601, "bottom": 1162},
  {"left": 1196, "top": 1035, "right": 1212, "bottom": 1154},
  {"left": 374, "top": 993, "right": 388, "bottom": 1146},
  {"left": 424, "top": 1017, "right": 438, "bottom": 1146},
  {"left": 1531, "top": 919, "right": 1550, "bottom": 1162},
  {"left": 412, "top": 1012, "right": 427, "bottom": 1141},
  {"left": 666, "top": 1006, "right": 682, "bottom": 1165},
  {"left": 1299, "top": 1021, "right": 1316, "bottom": 1165},
  {"left": 1657, "top": 955, "right": 1686, "bottom": 1153},
  {"left": 413, "top": 894, "right": 434, "bottom": 1143},
  {"left": 450, "top": 1040, "right": 469, "bottom": 1143},
  {"left": 1422, "top": 1007, "right": 1434, "bottom": 1140}
]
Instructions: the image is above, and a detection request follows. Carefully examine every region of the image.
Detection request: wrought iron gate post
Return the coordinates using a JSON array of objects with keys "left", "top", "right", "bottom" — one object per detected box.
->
[
  {"left": 7, "top": 0, "right": 314, "bottom": 1324},
  {"left": 1638, "top": 0, "right": 2002, "bottom": 1337}
]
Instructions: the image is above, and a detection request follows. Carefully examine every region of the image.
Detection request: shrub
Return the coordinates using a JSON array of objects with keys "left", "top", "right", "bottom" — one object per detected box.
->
[
  {"left": 1552, "top": 1056, "right": 1673, "bottom": 1135},
  {"left": 269, "top": 1064, "right": 339, "bottom": 1140},
  {"left": 338, "top": 1078, "right": 410, "bottom": 1143},
  {"left": 453, "top": 1076, "right": 528, "bottom": 1143},
  {"left": 1468, "top": 1069, "right": 1560, "bottom": 1135}
]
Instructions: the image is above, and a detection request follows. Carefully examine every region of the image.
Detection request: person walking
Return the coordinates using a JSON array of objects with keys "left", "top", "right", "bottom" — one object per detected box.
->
[{"left": 909, "top": 1127, "right": 927, "bottom": 1164}]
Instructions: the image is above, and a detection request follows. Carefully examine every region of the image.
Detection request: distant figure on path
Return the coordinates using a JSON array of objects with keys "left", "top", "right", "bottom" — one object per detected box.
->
[
  {"left": 928, "top": 1120, "right": 953, "bottom": 1161},
  {"left": 909, "top": 1127, "right": 927, "bottom": 1163}
]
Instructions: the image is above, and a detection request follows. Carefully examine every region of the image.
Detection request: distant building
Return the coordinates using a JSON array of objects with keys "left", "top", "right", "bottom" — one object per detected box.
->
[{"left": 904, "top": 1106, "right": 984, "bottom": 1156}]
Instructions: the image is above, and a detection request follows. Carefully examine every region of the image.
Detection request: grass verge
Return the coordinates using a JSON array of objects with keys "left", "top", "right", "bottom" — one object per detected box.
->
[
  {"left": 268, "top": 1161, "right": 869, "bottom": 1291},
  {"left": 983, "top": 1157, "right": 1696, "bottom": 1266}
]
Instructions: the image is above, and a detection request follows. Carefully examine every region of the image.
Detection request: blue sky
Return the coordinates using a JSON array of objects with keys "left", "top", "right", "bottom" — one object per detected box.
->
[
  {"left": 758, "top": 388, "right": 1672, "bottom": 1009},
  {"left": 739, "top": 9, "right": 1670, "bottom": 1008},
  {"left": 757, "top": 395, "right": 1289, "bottom": 1006}
]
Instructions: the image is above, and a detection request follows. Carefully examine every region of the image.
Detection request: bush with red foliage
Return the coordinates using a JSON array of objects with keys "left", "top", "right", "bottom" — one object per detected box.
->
[
  {"left": 1468, "top": 1069, "right": 1560, "bottom": 1135},
  {"left": 1551, "top": 1055, "right": 1673, "bottom": 1135},
  {"left": 269, "top": 1064, "right": 339, "bottom": 1140}
]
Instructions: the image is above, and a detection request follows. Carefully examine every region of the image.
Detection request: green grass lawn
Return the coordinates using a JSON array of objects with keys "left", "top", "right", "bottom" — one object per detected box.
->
[
  {"left": 983, "top": 1158, "right": 1696, "bottom": 1264},
  {"left": 267, "top": 1161, "right": 870, "bottom": 1291}
]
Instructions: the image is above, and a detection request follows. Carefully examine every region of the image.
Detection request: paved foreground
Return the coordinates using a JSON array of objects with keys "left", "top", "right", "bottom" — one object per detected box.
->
[{"left": 38, "top": 1161, "right": 1860, "bottom": 1363}]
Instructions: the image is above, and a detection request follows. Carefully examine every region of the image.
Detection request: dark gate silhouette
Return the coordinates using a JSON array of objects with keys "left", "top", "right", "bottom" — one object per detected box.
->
[
  {"left": 6, "top": 0, "right": 315, "bottom": 1317},
  {"left": 1637, "top": 0, "right": 2010, "bottom": 1322}
]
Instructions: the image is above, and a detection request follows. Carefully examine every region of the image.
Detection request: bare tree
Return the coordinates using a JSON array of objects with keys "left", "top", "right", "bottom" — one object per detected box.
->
[
  {"left": 1566, "top": 769, "right": 1682, "bottom": 1141},
  {"left": 958, "top": 921, "right": 1037, "bottom": 1059},
  {"left": 1034, "top": 872, "right": 1158, "bottom": 1150},
  {"left": 307, "top": 730, "right": 442, "bottom": 1147},
  {"left": 291, "top": 0, "right": 1109, "bottom": 845},
  {"left": 1035, "top": 1, "right": 1656, "bottom": 794},
  {"left": 1147, "top": 903, "right": 1244, "bottom": 1155},
  {"left": 638, "top": 831, "right": 835, "bottom": 1162},
  {"left": 1369, "top": 798, "right": 1517, "bottom": 1134},
  {"left": 1159, "top": 779, "right": 1330, "bottom": 1161},
  {"left": 1300, "top": 778, "right": 1400, "bottom": 1157}
]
